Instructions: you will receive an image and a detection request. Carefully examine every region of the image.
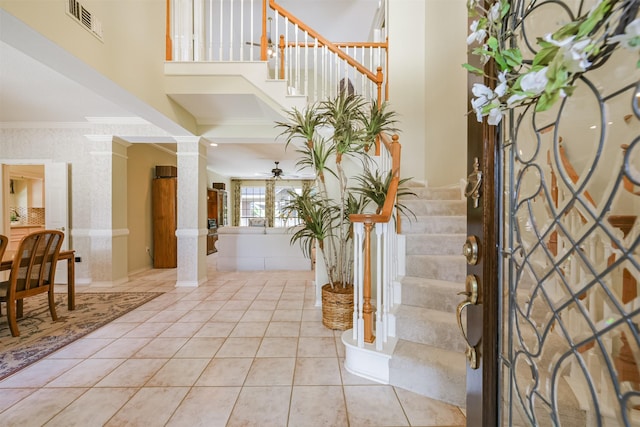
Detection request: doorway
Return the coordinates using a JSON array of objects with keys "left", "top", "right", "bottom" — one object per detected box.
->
[
  {"left": 464, "top": 1, "right": 640, "bottom": 425},
  {"left": 6, "top": 164, "right": 45, "bottom": 250}
]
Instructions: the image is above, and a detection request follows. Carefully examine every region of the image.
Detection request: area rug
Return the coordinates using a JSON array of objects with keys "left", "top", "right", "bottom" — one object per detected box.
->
[{"left": 0, "top": 292, "right": 163, "bottom": 381}]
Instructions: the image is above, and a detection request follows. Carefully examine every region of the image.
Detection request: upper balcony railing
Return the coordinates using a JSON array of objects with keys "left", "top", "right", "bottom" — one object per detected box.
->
[{"left": 166, "top": 0, "right": 388, "bottom": 105}]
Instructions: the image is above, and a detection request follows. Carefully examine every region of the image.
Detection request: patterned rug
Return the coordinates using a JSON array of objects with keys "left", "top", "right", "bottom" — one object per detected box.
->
[{"left": 0, "top": 292, "right": 163, "bottom": 381}]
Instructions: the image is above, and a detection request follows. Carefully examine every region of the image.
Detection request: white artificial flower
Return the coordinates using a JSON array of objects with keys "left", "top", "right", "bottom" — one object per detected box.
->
[
  {"left": 543, "top": 33, "right": 574, "bottom": 48},
  {"left": 471, "top": 83, "right": 505, "bottom": 123},
  {"left": 543, "top": 34, "right": 592, "bottom": 72},
  {"left": 488, "top": 106, "right": 503, "bottom": 125},
  {"left": 472, "top": 83, "right": 495, "bottom": 105},
  {"left": 507, "top": 93, "right": 528, "bottom": 106},
  {"left": 480, "top": 44, "right": 491, "bottom": 64},
  {"left": 563, "top": 38, "right": 592, "bottom": 72},
  {"left": 488, "top": 1, "right": 501, "bottom": 22},
  {"left": 609, "top": 19, "right": 640, "bottom": 51},
  {"left": 495, "top": 72, "right": 508, "bottom": 97},
  {"left": 471, "top": 83, "right": 493, "bottom": 122},
  {"left": 506, "top": 67, "right": 548, "bottom": 107},
  {"left": 467, "top": 20, "right": 487, "bottom": 45},
  {"left": 520, "top": 67, "right": 549, "bottom": 94}
]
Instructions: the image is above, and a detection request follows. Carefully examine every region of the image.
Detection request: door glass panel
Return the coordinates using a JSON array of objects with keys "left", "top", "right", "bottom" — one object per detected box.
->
[{"left": 500, "top": 1, "right": 640, "bottom": 426}]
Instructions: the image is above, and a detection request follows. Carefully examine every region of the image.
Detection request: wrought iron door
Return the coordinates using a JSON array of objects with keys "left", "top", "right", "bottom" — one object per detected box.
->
[{"left": 498, "top": 1, "right": 640, "bottom": 425}]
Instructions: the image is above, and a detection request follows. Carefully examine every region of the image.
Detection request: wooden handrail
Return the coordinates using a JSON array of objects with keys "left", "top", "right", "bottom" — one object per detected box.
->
[
  {"left": 621, "top": 144, "right": 640, "bottom": 195},
  {"left": 269, "top": 1, "right": 382, "bottom": 85},
  {"left": 350, "top": 176, "right": 399, "bottom": 225},
  {"left": 261, "top": 0, "right": 268, "bottom": 60},
  {"left": 558, "top": 141, "right": 596, "bottom": 207},
  {"left": 284, "top": 41, "right": 388, "bottom": 49}
]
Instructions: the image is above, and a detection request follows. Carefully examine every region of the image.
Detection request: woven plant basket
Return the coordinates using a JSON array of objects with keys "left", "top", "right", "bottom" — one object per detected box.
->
[{"left": 321, "top": 283, "right": 354, "bottom": 330}]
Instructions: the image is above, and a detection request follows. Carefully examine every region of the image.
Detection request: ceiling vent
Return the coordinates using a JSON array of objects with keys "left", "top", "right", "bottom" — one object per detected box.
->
[{"left": 67, "top": 0, "right": 103, "bottom": 41}]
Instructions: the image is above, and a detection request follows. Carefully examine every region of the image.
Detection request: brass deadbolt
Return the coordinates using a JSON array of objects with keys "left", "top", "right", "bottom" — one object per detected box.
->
[{"left": 462, "top": 235, "right": 479, "bottom": 265}]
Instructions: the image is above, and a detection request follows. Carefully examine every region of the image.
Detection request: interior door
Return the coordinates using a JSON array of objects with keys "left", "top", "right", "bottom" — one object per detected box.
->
[
  {"left": 45, "top": 162, "right": 69, "bottom": 282},
  {"left": 45, "top": 162, "right": 69, "bottom": 247}
]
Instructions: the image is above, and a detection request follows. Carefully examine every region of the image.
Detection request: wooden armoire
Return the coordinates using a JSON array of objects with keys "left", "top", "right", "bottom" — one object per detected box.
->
[{"left": 152, "top": 171, "right": 177, "bottom": 268}]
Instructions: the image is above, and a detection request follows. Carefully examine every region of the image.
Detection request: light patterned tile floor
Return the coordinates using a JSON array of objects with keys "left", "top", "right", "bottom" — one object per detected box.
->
[{"left": 0, "top": 255, "right": 466, "bottom": 426}]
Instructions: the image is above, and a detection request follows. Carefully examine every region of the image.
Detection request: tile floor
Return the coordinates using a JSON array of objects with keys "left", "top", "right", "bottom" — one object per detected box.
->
[{"left": 0, "top": 255, "right": 466, "bottom": 426}]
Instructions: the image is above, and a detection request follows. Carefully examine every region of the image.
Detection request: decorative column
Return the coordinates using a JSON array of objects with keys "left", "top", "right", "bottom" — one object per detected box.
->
[
  {"left": 84, "top": 135, "right": 130, "bottom": 286},
  {"left": 175, "top": 136, "right": 207, "bottom": 287}
]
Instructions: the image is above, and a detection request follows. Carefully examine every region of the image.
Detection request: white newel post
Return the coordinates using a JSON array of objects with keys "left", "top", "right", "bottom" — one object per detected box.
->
[{"left": 175, "top": 137, "right": 208, "bottom": 287}]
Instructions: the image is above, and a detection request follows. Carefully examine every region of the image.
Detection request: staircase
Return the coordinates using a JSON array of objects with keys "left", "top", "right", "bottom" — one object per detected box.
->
[{"left": 389, "top": 185, "right": 468, "bottom": 407}]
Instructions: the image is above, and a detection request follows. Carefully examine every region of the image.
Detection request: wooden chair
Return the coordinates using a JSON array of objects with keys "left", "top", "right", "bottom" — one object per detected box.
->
[
  {"left": 0, "top": 234, "right": 8, "bottom": 315},
  {"left": 0, "top": 230, "right": 64, "bottom": 337},
  {"left": 0, "top": 234, "right": 7, "bottom": 271}
]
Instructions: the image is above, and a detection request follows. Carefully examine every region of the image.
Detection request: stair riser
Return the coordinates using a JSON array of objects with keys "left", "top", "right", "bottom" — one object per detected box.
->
[
  {"left": 406, "top": 234, "right": 465, "bottom": 256},
  {"left": 402, "top": 217, "right": 466, "bottom": 234},
  {"left": 401, "top": 281, "right": 462, "bottom": 312},
  {"left": 389, "top": 344, "right": 466, "bottom": 407},
  {"left": 395, "top": 314, "right": 466, "bottom": 353},
  {"left": 406, "top": 256, "right": 466, "bottom": 282},
  {"left": 401, "top": 187, "right": 461, "bottom": 200},
  {"left": 402, "top": 200, "right": 466, "bottom": 216}
]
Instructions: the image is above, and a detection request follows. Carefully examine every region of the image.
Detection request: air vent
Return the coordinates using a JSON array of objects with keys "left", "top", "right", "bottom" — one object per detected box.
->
[{"left": 67, "top": 0, "right": 103, "bottom": 41}]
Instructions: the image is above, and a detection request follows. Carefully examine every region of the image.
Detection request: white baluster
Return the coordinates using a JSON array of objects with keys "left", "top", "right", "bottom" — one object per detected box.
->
[
  {"left": 193, "top": 0, "right": 204, "bottom": 61},
  {"left": 375, "top": 223, "right": 384, "bottom": 350},
  {"left": 218, "top": 0, "right": 223, "bottom": 60},
  {"left": 354, "top": 222, "right": 363, "bottom": 344}
]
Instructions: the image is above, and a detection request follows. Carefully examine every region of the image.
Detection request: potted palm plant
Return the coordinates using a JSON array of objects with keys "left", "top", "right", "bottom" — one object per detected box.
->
[{"left": 277, "top": 92, "right": 401, "bottom": 330}]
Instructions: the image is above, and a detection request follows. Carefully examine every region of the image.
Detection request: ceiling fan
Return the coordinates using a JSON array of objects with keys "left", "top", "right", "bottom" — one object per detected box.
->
[
  {"left": 271, "top": 161, "right": 283, "bottom": 179},
  {"left": 245, "top": 17, "right": 276, "bottom": 58}
]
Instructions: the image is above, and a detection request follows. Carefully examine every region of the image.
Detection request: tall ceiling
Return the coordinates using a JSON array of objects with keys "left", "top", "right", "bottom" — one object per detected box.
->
[{"left": 0, "top": 1, "right": 380, "bottom": 179}]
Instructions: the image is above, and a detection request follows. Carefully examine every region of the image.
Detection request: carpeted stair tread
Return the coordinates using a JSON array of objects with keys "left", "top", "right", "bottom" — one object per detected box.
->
[
  {"left": 389, "top": 339, "right": 466, "bottom": 407},
  {"left": 395, "top": 305, "right": 466, "bottom": 352},
  {"left": 402, "top": 215, "right": 466, "bottom": 234},
  {"left": 406, "top": 254, "right": 466, "bottom": 282},
  {"left": 406, "top": 233, "right": 465, "bottom": 255},
  {"left": 400, "top": 276, "right": 464, "bottom": 312},
  {"left": 401, "top": 199, "right": 466, "bottom": 216}
]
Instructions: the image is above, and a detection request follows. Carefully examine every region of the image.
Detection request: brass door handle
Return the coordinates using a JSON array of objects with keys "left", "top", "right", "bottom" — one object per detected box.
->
[{"left": 456, "top": 275, "right": 480, "bottom": 369}]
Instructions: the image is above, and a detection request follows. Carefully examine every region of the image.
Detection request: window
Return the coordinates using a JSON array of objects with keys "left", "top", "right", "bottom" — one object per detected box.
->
[
  {"left": 234, "top": 180, "right": 309, "bottom": 227},
  {"left": 274, "top": 185, "right": 303, "bottom": 227},
  {"left": 239, "top": 186, "right": 265, "bottom": 226}
]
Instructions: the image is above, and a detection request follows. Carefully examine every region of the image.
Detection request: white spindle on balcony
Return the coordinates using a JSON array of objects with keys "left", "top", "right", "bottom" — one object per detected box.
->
[{"left": 168, "top": 0, "right": 387, "bottom": 105}]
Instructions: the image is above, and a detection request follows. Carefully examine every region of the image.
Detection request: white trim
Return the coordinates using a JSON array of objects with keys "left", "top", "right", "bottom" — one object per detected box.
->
[
  {"left": 85, "top": 135, "right": 114, "bottom": 143},
  {"left": 175, "top": 276, "right": 207, "bottom": 287},
  {"left": 342, "top": 331, "right": 397, "bottom": 384},
  {"left": 71, "top": 228, "right": 129, "bottom": 237},
  {"left": 85, "top": 116, "right": 150, "bottom": 125},
  {"left": 175, "top": 228, "right": 208, "bottom": 237},
  {"left": 0, "top": 122, "right": 94, "bottom": 129}
]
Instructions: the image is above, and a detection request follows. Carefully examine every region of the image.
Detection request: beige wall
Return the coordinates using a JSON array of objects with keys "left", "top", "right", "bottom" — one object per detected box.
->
[
  {"left": 127, "top": 144, "right": 177, "bottom": 274},
  {"left": 388, "top": 0, "right": 467, "bottom": 187},
  {"left": 424, "top": 0, "right": 467, "bottom": 187},
  {"left": 0, "top": 1, "right": 196, "bottom": 135}
]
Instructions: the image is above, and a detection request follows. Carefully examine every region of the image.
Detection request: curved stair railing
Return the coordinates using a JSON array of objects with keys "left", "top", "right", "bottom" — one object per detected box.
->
[{"left": 349, "top": 133, "right": 401, "bottom": 349}]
